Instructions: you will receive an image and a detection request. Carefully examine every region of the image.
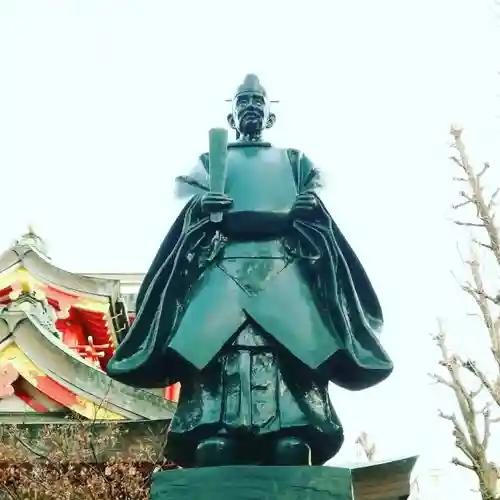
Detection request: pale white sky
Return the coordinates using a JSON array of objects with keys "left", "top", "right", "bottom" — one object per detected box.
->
[{"left": 1, "top": 1, "right": 499, "bottom": 496}]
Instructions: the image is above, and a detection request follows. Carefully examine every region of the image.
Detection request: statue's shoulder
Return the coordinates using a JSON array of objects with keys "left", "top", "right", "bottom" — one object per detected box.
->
[
  {"left": 198, "top": 152, "right": 209, "bottom": 171},
  {"left": 174, "top": 154, "right": 210, "bottom": 199},
  {"left": 284, "top": 147, "right": 311, "bottom": 158},
  {"left": 284, "top": 147, "right": 302, "bottom": 164},
  {"left": 283, "top": 148, "right": 322, "bottom": 190},
  {"left": 284, "top": 147, "right": 313, "bottom": 171}
]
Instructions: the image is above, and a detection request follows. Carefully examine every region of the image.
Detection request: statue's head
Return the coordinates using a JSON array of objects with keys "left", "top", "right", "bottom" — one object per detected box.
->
[{"left": 227, "top": 74, "right": 276, "bottom": 140}]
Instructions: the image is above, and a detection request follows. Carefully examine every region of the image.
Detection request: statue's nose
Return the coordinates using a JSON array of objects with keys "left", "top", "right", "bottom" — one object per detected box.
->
[{"left": 246, "top": 105, "right": 262, "bottom": 115}]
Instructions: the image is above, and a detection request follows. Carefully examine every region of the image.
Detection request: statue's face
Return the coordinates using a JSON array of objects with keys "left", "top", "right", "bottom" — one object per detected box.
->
[{"left": 232, "top": 91, "right": 269, "bottom": 138}]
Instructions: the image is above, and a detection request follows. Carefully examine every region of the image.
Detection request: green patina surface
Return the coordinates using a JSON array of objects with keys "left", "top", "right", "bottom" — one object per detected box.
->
[
  {"left": 151, "top": 459, "right": 417, "bottom": 500},
  {"left": 151, "top": 466, "right": 353, "bottom": 500},
  {"left": 107, "top": 74, "right": 394, "bottom": 468}
]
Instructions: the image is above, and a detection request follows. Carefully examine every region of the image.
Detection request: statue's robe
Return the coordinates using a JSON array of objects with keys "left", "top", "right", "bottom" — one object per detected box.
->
[{"left": 107, "top": 142, "right": 393, "bottom": 467}]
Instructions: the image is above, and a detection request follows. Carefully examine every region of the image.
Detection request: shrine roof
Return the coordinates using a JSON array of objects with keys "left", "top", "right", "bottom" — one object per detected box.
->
[
  {"left": 0, "top": 295, "right": 175, "bottom": 421},
  {"left": 0, "top": 229, "right": 122, "bottom": 301}
]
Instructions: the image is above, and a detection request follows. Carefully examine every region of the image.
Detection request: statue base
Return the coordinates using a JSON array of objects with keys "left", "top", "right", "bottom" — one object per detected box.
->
[
  {"left": 150, "top": 458, "right": 417, "bottom": 500},
  {"left": 150, "top": 466, "right": 352, "bottom": 500}
]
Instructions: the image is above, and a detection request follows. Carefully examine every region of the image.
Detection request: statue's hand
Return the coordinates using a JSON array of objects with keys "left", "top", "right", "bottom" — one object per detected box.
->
[
  {"left": 291, "top": 192, "right": 318, "bottom": 220},
  {"left": 201, "top": 192, "right": 234, "bottom": 214}
]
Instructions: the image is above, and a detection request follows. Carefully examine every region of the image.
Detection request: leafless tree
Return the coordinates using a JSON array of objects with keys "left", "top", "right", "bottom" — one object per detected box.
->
[
  {"left": 355, "top": 431, "right": 377, "bottom": 462},
  {"left": 0, "top": 421, "right": 172, "bottom": 500},
  {"left": 430, "top": 126, "right": 500, "bottom": 500}
]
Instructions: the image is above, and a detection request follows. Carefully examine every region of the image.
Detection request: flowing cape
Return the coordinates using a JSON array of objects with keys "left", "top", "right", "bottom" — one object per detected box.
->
[{"left": 107, "top": 148, "right": 393, "bottom": 389}]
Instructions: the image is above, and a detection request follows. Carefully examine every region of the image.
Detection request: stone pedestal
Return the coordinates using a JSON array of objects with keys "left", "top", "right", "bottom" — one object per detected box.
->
[
  {"left": 151, "top": 466, "right": 353, "bottom": 500},
  {"left": 150, "top": 457, "right": 418, "bottom": 500}
]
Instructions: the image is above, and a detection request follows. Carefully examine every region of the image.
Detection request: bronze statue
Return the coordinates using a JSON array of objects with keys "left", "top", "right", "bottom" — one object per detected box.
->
[{"left": 107, "top": 74, "right": 393, "bottom": 468}]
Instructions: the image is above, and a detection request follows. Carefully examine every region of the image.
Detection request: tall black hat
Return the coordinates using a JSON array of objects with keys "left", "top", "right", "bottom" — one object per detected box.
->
[{"left": 234, "top": 74, "right": 267, "bottom": 98}]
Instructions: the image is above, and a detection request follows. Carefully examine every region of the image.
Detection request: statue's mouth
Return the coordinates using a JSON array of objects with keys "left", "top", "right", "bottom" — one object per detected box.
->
[{"left": 240, "top": 109, "right": 263, "bottom": 122}]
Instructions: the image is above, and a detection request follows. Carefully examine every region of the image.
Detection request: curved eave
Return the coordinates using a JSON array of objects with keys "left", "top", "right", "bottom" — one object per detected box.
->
[
  {"left": 82, "top": 272, "right": 145, "bottom": 286},
  {"left": 0, "top": 249, "right": 21, "bottom": 273},
  {"left": 0, "top": 245, "right": 121, "bottom": 301},
  {"left": 0, "top": 310, "right": 175, "bottom": 421},
  {"left": 350, "top": 455, "right": 419, "bottom": 500},
  {"left": 0, "top": 342, "right": 123, "bottom": 420}
]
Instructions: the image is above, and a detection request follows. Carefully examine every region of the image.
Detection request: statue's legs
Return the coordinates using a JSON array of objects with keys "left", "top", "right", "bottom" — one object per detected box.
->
[
  {"left": 272, "top": 436, "right": 312, "bottom": 466},
  {"left": 195, "top": 436, "right": 237, "bottom": 467},
  {"left": 194, "top": 435, "right": 312, "bottom": 467},
  {"left": 167, "top": 322, "right": 343, "bottom": 467}
]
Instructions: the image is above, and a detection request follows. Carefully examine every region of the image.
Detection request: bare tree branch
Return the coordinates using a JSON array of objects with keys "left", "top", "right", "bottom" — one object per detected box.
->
[
  {"left": 454, "top": 221, "right": 485, "bottom": 228},
  {"left": 355, "top": 431, "right": 377, "bottom": 462},
  {"left": 478, "top": 162, "right": 490, "bottom": 178},
  {"left": 451, "top": 127, "right": 500, "bottom": 264},
  {"left": 482, "top": 409, "right": 491, "bottom": 450},
  {"left": 452, "top": 457, "right": 476, "bottom": 471},
  {"left": 432, "top": 127, "right": 500, "bottom": 500}
]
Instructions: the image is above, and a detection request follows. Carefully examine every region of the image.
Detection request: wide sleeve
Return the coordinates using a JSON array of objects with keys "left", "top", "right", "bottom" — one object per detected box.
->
[
  {"left": 135, "top": 197, "right": 200, "bottom": 312},
  {"left": 289, "top": 150, "right": 392, "bottom": 390},
  {"left": 107, "top": 195, "right": 212, "bottom": 387},
  {"left": 136, "top": 155, "right": 209, "bottom": 311}
]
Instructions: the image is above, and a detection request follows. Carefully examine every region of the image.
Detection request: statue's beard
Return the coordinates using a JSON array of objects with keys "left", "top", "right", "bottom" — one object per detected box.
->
[{"left": 239, "top": 112, "right": 264, "bottom": 138}]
